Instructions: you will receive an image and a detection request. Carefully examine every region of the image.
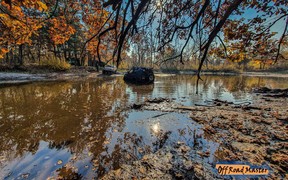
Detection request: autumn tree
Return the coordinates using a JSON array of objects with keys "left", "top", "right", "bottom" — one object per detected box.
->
[
  {"left": 99, "top": 0, "right": 287, "bottom": 76},
  {"left": 0, "top": 0, "right": 287, "bottom": 73},
  {"left": 0, "top": 0, "right": 48, "bottom": 64},
  {"left": 0, "top": 0, "right": 117, "bottom": 68},
  {"left": 0, "top": 0, "right": 78, "bottom": 65}
]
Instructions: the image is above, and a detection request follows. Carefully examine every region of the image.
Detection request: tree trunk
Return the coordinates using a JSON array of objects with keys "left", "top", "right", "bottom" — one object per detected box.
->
[
  {"left": 18, "top": 44, "right": 23, "bottom": 65},
  {"left": 63, "top": 44, "right": 67, "bottom": 61},
  {"left": 28, "top": 46, "right": 36, "bottom": 63},
  {"left": 68, "top": 46, "right": 71, "bottom": 60},
  {"left": 5, "top": 51, "right": 9, "bottom": 64},
  {"left": 81, "top": 53, "right": 85, "bottom": 66},
  {"left": 38, "top": 43, "right": 41, "bottom": 64},
  {"left": 9, "top": 50, "right": 14, "bottom": 65},
  {"left": 74, "top": 51, "right": 80, "bottom": 66},
  {"left": 94, "top": 55, "right": 99, "bottom": 71}
]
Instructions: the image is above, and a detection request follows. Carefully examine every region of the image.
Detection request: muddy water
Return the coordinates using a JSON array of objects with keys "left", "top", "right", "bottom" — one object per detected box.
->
[{"left": 0, "top": 75, "right": 286, "bottom": 179}]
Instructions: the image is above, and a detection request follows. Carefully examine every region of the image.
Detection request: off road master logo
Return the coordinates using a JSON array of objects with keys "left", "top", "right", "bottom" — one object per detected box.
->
[{"left": 216, "top": 164, "right": 269, "bottom": 176}]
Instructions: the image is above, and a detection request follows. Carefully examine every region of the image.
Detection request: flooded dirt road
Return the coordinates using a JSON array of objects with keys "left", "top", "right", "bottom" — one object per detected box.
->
[{"left": 0, "top": 75, "right": 287, "bottom": 179}]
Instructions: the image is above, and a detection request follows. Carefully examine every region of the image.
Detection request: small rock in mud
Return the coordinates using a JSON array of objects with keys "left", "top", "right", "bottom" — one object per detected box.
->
[
  {"left": 21, "top": 173, "right": 30, "bottom": 179},
  {"left": 57, "top": 160, "right": 63, "bottom": 165}
]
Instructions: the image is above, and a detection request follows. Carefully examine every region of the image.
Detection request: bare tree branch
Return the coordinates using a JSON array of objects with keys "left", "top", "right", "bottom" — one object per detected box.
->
[
  {"left": 161, "top": 0, "right": 211, "bottom": 64},
  {"left": 216, "top": 35, "right": 228, "bottom": 57},
  {"left": 197, "top": 0, "right": 244, "bottom": 80},
  {"left": 275, "top": 17, "right": 288, "bottom": 63},
  {"left": 115, "top": 0, "right": 150, "bottom": 67}
]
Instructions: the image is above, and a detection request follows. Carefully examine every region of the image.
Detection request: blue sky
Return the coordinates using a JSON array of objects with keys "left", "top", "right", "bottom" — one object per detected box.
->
[{"left": 229, "top": 7, "right": 287, "bottom": 39}]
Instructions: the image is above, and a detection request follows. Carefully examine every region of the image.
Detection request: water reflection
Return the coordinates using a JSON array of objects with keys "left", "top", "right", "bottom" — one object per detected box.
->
[
  {"left": 151, "top": 122, "right": 160, "bottom": 134},
  {"left": 0, "top": 75, "right": 286, "bottom": 179},
  {"left": 151, "top": 75, "right": 287, "bottom": 105}
]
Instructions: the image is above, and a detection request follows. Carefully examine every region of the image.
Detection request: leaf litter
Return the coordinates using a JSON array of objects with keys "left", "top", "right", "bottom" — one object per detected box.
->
[{"left": 103, "top": 88, "right": 288, "bottom": 179}]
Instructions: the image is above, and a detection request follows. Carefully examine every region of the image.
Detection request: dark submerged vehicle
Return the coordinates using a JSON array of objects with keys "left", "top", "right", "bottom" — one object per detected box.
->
[{"left": 124, "top": 67, "right": 155, "bottom": 84}]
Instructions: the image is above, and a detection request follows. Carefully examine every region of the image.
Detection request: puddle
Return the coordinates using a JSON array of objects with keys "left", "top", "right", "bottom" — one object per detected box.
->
[{"left": 0, "top": 75, "right": 287, "bottom": 178}]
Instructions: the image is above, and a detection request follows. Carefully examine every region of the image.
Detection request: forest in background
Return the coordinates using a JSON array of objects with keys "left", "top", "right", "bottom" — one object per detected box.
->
[{"left": 0, "top": 0, "right": 287, "bottom": 72}]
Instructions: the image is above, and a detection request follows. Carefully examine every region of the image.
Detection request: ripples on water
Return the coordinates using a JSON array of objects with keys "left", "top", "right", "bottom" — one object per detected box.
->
[{"left": 0, "top": 75, "right": 286, "bottom": 179}]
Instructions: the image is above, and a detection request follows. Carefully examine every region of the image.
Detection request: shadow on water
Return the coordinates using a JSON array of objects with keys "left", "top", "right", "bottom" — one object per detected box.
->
[{"left": 0, "top": 75, "right": 286, "bottom": 179}]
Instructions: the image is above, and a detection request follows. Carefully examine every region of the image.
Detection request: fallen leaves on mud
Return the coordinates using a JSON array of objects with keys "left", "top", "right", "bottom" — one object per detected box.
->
[
  {"left": 188, "top": 94, "right": 288, "bottom": 178},
  {"left": 102, "top": 144, "right": 214, "bottom": 180},
  {"left": 104, "top": 89, "right": 288, "bottom": 179}
]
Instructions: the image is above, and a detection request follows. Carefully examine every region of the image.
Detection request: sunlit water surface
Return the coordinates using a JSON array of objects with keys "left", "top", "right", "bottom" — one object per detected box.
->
[{"left": 0, "top": 75, "right": 287, "bottom": 179}]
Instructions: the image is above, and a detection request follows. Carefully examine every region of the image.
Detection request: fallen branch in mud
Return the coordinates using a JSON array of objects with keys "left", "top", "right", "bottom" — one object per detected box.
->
[
  {"left": 212, "top": 98, "right": 234, "bottom": 105},
  {"left": 175, "top": 106, "right": 206, "bottom": 111},
  {"left": 130, "top": 98, "right": 179, "bottom": 112},
  {"left": 240, "top": 105, "right": 262, "bottom": 110}
]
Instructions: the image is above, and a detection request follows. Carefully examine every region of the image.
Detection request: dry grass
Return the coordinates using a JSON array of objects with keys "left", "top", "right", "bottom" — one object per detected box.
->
[{"left": 40, "top": 57, "right": 71, "bottom": 71}]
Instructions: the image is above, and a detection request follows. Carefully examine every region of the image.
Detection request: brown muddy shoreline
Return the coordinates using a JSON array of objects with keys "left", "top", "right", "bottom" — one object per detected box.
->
[
  {"left": 0, "top": 70, "right": 288, "bottom": 84},
  {"left": 103, "top": 88, "right": 288, "bottom": 179}
]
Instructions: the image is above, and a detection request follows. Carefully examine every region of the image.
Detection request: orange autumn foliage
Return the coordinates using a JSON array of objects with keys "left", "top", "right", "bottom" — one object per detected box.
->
[
  {"left": 0, "top": 0, "right": 46, "bottom": 58},
  {"left": 49, "top": 16, "right": 76, "bottom": 45},
  {"left": 0, "top": 0, "right": 77, "bottom": 58}
]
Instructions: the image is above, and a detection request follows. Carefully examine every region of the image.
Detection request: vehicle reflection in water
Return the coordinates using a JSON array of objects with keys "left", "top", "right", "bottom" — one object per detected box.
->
[{"left": 0, "top": 75, "right": 286, "bottom": 179}]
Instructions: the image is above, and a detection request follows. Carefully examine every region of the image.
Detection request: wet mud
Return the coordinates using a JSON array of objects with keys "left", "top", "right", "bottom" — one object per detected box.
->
[{"left": 104, "top": 88, "right": 288, "bottom": 179}]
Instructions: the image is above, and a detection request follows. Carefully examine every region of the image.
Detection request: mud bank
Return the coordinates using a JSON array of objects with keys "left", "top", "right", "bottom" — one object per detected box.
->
[
  {"left": 103, "top": 88, "right": 288, "bottom": 179},
  {"left": 242, "top": 71, "right": 288, "bottom": 78},
  {"left": 1, "top": 70, "right": 288, "bottom": 84},
  {"left": 0, "top": 72, "right": 104, "bottom": 84}
]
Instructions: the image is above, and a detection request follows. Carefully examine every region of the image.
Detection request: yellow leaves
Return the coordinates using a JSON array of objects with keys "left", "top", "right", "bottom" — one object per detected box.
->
[
  {"left": 49, "top": 17, "right": 76, "bottom": 45},
  {"left": 83, "top": 8, "right": 112, "bottom": 55},
  {"left": 37, "top": 1, "right": 48, "bottom": 11},
  {"left": 0, "top": 48, "right": 9, "bottom": 59},
  {"left": 1, "top": 1, "right": 10, "bottom": 8},
  {"left": 13, "top": 6, "right": 22, "bottom": 12},
  {"left": 0, "top": 0, "right": 47, "bottom": 48},
  {"left": 239, "top": 52, "right": 245, "bottom": 61},
  {"left": 102, "top": 10, "right": 109, "bottom": 18},
  {"left": 0, "top": 13, "right": 10, "bottom": 24},
  {"left": 252, "top": 59, "right": 261, "bottom": 65},
  {"left": 21, "top": 0, "right": 48, "bottom": 11},
  {"left": 0, "top": 11, "right": 42, "bottom": 46}
]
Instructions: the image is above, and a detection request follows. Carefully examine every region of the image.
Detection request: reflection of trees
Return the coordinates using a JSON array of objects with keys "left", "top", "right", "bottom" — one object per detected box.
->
[
  {"left": 0, "top": 78, "right": 129, "bottom": 163},
  {"left": 126, "top": 83, "right": 154, "bottom": 102},
  {"left": 152, "top": 75, "right": 287, "bottom": 103},
  {"left": 127, "top": 84, "right": 154, "bottom": 96}
]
